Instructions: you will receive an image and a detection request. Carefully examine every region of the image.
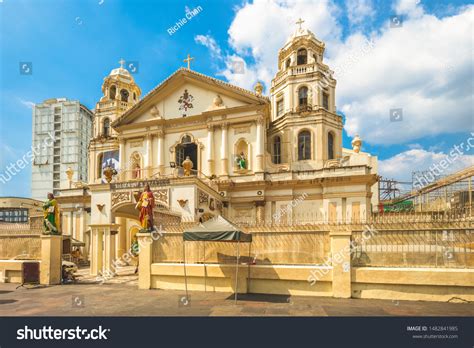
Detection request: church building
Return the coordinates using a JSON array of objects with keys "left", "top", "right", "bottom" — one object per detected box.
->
[{"left": 58, "top": 23, "right": 378, "bottom": 273}]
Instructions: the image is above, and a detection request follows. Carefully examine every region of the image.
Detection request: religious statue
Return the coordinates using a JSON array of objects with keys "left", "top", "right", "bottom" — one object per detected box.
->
[
  {"left": 182, "top": 156, "right": 193, "bottom": 176},
  {"left": 43, "top": 193, "right": 60, "bottom": 235},
  {"left": 133, "top": 163, "right": 141, "bottom": 179},
  {"left": 135, "top": 184, "right": 155, "bottom": 232},
  {"left": 236, "top": 152, "right": 247, "bottom": 170}
]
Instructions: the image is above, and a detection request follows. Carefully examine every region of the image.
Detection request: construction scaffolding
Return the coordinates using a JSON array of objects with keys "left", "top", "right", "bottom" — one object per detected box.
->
[{"left": 381, "top": 166, "right": 474, "bottom": 216}]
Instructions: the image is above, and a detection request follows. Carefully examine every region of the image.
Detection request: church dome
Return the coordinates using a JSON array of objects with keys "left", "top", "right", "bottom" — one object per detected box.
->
[
  {"left": 110, "top": 66, "right": 131, "bottom": 77},
  {"left": 107, "top": 58, "right": 135, "bottom": 82},
  {"left": 285, "top": 26, "right": 317, "bottom": 45}
]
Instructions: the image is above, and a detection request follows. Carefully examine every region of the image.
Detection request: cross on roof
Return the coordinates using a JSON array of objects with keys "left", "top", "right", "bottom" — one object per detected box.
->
[
  {"left": 119, "top": 58, "right": 125, "bottom": 69},
  {"left": 296, "top": 18, "right": 305, "bottom": 30},
  {"left": 183, "top": 54, "right": 194, "bottom": 70}
]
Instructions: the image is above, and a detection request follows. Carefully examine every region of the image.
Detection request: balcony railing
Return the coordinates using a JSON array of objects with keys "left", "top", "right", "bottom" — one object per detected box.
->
[{"left": 272, "top": 63, "right": 317, "bottom": 87}]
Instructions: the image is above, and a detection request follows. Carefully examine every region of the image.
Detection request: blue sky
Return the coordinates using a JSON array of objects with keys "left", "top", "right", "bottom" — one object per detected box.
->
[{"left": 0, "top": 0, "right": 472, "bottom": 197}]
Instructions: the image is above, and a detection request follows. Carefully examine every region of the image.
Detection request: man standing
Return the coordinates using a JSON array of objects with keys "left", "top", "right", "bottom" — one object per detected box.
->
[{"left": 43, "top": 193, "right": 61, "bottom": 235}]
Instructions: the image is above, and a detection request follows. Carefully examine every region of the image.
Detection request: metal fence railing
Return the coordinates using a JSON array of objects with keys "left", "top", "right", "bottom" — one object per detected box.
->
[
  {"left": 152, "top": 231, "right": 330, "bottom": 266},
  {"left": 351, "top": 229, "right": 474, "bottom": 268}
]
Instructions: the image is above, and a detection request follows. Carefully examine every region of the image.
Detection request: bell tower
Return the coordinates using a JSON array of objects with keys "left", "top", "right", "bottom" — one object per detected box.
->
[
  {"left": 268, "top": 19, "right": 343, "bottom": 169},
  {"left": 93, "top": 59, "right": 141, "bottom": 138},
  {"left": 88, "top": 59, "right": 141, "bottom": 183}
]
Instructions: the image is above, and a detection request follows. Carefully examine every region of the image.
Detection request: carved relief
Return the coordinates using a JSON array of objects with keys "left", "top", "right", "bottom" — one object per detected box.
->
[
  {"left": 111, "top": 191, "right": 131, "bottom": 207},
  {"left": 234, "top": 126, "right": 251, "bottom": 135},
  {"left": 209, "top": 198, "right": 215, "bottom": 211},
  {"left": 198, "top": 190, "right": 209, "bottom": 204},
  {"left": 130, "top": 139, "right": 143, "bottom": 148},
  {"left": 178, "top": 89, "right": 194, "bottom": 117},
  {"left": 153, "top": 189, "right": 169, "bottom": 205}
]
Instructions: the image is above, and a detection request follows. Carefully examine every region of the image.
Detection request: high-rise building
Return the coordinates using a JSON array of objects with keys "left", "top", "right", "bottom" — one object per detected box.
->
[{"left": 31, "top": 98, "right": 93, "bottom": 200}]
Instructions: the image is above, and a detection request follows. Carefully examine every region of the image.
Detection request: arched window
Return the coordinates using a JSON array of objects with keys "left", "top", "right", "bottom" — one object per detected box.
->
[
  {"left": 298, "top": 86, "right": 308, "bottom": 106},
  {"left": 298, "top": 130, "right": 311, "bottom": 161},
  {"left": 273, "top": 136, "right": 281, "bottom": 164},
  {"left": 109, "top": 85, "right": 116, "bottom": 100},
  {"left": 103, "top": 118, "right": 110, "bottom": 137},
  {"left": 297, "top": 48, "right": 307, "bottom": 65},
  {"left": 181, "top": 135, "right": 192, "bottom": 144},
  {"left": 285, "top": 58, "right": 291, "bottom": 69},
  {"left": 133, "top": 92, "right": 137, "bottom": 101},
  {"left": 328, "top": 132, "right": 334, "bottom": 160},
  {"left": 120, "top": 89, "right": 129, "bottom": 102}
]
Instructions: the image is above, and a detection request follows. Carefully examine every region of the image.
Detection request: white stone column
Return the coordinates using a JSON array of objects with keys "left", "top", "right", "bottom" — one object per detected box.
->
[
  {"left": 117, "top": 217, "right": 127, "bottom": 260},
  {"left": 157, "top": 130, "right": 164, "bottom": 175},
  {"left": 119, "top": 138, "right": 126, "bottom": 181},
  {"left": 207, "top": 125, "right": 215, "bottom": 176},
  {"left": 88, "top": 148, "right": 95, "bottom": 183},
  {"left": 69, "top": 211, "right": 74, "bottom": 236},
  {"left": 145, "top": 134, "right": 153, "bottom": 178},
  {"left": 103, "top": 228, "right": 117, "bottom": 275},
  {"left": 255, "top": 116, "right": 265, "bottom": 172},
  {"left": 220, "top": 123, "right": 229, "bottom": 176}
]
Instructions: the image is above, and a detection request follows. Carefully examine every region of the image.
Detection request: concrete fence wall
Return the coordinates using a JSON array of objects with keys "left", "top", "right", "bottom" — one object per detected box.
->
[
  {"left": 0, "top": 235, "right": 41, "bottom": 260},
  {"left": 139, "top": 223, "right": 474, "bottom": 302}
]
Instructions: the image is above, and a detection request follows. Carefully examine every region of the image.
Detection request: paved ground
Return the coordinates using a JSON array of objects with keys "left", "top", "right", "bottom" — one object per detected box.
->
[{"left": 0, "top": 267, "right": 473, "bottom": 316}]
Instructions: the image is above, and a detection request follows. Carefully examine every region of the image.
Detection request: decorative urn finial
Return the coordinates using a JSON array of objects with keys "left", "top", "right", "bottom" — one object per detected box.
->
[
  {"left": 254, "top": 81, "right": 263, "bottom": 96},
  {"left": 103, "top": 166, "right": 117, "bottom": 183},
  {"left": 351, "top": 135, "right": 362, "bottom": 153},
  {"left": 182, "top": 156, "right": 193, "bottom": 176},
  {"left": 213, "top": 94, "right": 223, "bottom": 107},
  {"left": 66, "top": 167, "right": 74, "bottom": 182}
]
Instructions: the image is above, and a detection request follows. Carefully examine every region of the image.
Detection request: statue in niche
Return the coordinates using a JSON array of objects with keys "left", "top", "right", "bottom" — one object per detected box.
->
[
  {"left": 235, "top": 152, "right": 247, "bottom": 170},
  {"left": 133, "top": 163, "right": 141, "bottom": 179}
]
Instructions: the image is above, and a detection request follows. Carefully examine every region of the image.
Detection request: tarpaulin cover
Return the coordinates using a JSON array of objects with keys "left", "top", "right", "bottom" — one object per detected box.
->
[{"left": 183, "top": 216, "right": 252, "bottom": 242}]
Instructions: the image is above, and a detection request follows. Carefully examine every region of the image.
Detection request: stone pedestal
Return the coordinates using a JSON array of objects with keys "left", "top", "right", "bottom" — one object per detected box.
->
[
  {"left": 40, "top": 235, "right": 62, "bottom": 285},
  {"left": 330, "top": 227, "right": 352, "bottom": 298},
  {"left": 137, "top": 233, "right": 153, "bottom": 289}
]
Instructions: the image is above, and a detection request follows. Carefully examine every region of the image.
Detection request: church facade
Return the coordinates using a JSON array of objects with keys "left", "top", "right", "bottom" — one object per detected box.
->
[{"left": 58, "top": 25, "right": 378, "bottom": 273}]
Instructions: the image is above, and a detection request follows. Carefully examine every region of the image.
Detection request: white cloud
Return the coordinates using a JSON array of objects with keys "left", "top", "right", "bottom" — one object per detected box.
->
[
  {"left": 195, "top": 34, "right": 222, "bottom": 60},
  {"left": 337, "top": 6, "right": 473, "bottom": 144},
  {"left": 393, "top": 0, "right": 424, "bottom": 18},
  {"left": 379, "top": 147, "right": 474, "bottom": 183},
  {"left": 223, "top": 0, "right": 342, "bottom": 90},
  {"left": 197, "top": 1, "right": 472, "bottom": 146},
  {"left": 346, "top": 0, "right": 375, "bottom": 25},
  {"left": 18, "top": 98, "right": 34, "bottom": 109}
]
